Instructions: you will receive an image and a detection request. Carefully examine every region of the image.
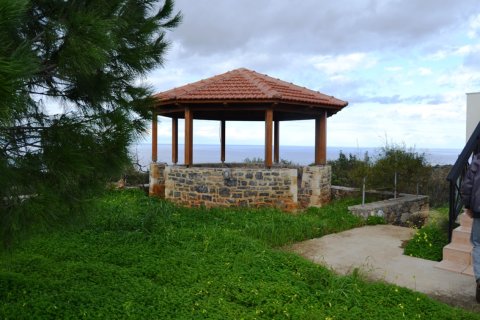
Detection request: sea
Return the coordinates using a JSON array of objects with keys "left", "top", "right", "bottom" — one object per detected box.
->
[{"left": 130, "top": 143, "right": 462, "bottom": 168}]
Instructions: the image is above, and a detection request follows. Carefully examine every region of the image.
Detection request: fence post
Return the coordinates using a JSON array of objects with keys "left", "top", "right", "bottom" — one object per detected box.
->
[
  {"left": 362, "top": 177, "right": 366, "bottom": 206},
  {"left": 394, "top": 171, "right": 397, "bottom": 199}
]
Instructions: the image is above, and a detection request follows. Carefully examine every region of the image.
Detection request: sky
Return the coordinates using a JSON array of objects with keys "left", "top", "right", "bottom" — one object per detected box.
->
[{"left": 142, "top": 0, "right": 480, "bottom": 149}]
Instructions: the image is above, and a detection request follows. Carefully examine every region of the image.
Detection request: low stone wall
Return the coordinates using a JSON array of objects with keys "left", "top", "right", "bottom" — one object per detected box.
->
[
  {"left": 348, "top": 194, "right": 429, "bottom": 227},
  {"left": 149, "top": 163, "right": 332, "bottom": 210}
]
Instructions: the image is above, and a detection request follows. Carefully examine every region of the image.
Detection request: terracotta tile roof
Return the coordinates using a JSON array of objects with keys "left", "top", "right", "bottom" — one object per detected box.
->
[{"left": 154, "top": 68, "right": 348, "bottom": 108}]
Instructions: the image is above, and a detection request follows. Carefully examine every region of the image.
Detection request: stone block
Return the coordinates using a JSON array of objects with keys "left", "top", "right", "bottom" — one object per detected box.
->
[
  {"left": 219, "top": 187, "right": 230, "bottom": 197},
  {"left": 202, "top": 195, "right": 212, "bottom": 201},
  {"left": 195, "top": 185, "right": 208, "bottom": 193},
  {"left": 224, "top": 178, "right": 237, "bottom": 187},
  {"left": 244, "top": 191, "right": 258, "bottom": 197}
]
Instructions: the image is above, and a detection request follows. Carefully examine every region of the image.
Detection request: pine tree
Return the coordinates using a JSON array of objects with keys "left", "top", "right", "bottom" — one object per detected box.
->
[{"left": 0, "top": 0, "right": 181, "bottom": 247}]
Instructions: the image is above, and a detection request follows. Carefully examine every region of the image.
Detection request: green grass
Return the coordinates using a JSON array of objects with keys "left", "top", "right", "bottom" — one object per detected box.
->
[
  {"left": 0, "top": 190, "right": 477, "bottom": 319},
  {"left": 404, "top": 208, "right": 450, "bottom": 261}
]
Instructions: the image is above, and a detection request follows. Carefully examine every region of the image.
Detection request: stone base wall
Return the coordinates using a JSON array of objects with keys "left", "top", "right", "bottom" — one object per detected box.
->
[
  {"left": 298, "top": 165, "right": 331, "bottom": 207},
  {"left": 348, "top": 194, "right": 430, "bottom": 227},
  {"left": 164, "top": 166, "right": 298, "bottom": 210},
  {"left": 148, "top": 163, "right": 333, "bottom": 210}
]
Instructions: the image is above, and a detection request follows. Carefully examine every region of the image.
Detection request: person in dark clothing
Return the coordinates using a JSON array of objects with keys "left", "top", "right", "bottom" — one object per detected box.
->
[{"left": 461, "top": 154, "right": 480, "bottom": 303}]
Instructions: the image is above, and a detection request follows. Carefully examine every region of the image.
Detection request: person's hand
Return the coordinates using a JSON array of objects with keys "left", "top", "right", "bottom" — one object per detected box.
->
[{"left": 465, "top": 208, "right": 474, "bottom": 218}]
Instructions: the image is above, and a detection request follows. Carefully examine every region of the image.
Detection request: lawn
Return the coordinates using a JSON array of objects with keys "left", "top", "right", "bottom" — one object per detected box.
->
[{"left": 0, "top": 190, "right": 478, "bottom": 319}]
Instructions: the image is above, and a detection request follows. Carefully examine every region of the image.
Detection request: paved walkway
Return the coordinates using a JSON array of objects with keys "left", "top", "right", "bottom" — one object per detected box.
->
[{"left": 286, "top": 225, "right": 480, "bottom": 312}]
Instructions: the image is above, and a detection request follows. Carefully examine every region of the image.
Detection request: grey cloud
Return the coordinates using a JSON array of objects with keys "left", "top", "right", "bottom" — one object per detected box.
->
[{"left": 170, "top": 0, "right": 478, "bottom": 56}]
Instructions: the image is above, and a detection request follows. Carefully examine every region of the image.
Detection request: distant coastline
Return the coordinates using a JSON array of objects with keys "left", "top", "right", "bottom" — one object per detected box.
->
[{"left": 131, "top": 143, "right": 461, "bottom": 168}]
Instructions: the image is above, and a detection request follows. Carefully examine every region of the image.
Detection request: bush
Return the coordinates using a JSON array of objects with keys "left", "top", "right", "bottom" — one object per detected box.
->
[
  {"left": 329, "top": 151, "right": 370, "bottom": 187},
  {"left": 123, "top": 164, "right": 149, "bottom": 186},
  {"left": 370, "top": 143, "right": 431, "bottom": 195},
  {"left": 329, "top": 144, "right": 448, "bottom": 207}
]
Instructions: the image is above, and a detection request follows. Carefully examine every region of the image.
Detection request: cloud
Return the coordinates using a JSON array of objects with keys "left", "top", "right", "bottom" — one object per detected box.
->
[
  {"left": 310, "top": 53, "right": 377, "bottom": 76},
  {"left": 351, "top": 94, "right": 445, "bottom": 105},
  {"left": 385, "top": 66, "right": 403, "bottom": 72},
  {"left": 328, "top": 101, "right": 465, "bottom": 148},
  {"left": 418, "top": 67, "right": 433, "bottom": 76},
  {"left": 171, "top": 0, "right": 477, "bottom": 56},
  {"left": 468, "top": 14, "right": 480, "bottom": 38},
  {"left": 436, "top": 66, "right": 480, "bottom": 91}
]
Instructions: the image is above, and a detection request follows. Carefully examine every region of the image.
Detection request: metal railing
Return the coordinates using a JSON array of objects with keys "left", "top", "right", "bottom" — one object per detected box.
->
[{"left": 446, "top": 122, "right": 480, "bottom": 241}]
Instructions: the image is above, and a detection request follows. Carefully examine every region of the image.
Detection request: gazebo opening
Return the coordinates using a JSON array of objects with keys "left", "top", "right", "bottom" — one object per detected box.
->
[{"left": 149, "top": 68, "right": 348, "bottom": 210}]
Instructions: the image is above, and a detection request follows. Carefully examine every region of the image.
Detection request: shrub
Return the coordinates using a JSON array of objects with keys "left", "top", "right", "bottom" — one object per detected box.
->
[
  {"left": 329, "top": 143, "right": 448, "bottom": 207},
  {"left": 403, "top": 221, "right": 449, "bottom": 261},
  {"left": 329, "top": 151, "right": 370, "bottom": 187}
]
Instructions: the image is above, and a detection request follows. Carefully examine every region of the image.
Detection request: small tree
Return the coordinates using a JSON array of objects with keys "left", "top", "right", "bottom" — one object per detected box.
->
[
  {"left": 348, "top": 151, "right": 372, "bottom": 189},
  {"left": 370, "top": 143, "right": 431, "bottom": 195},
  {"left": 329, "top": 151, "right": 371, "bottom": 187}
]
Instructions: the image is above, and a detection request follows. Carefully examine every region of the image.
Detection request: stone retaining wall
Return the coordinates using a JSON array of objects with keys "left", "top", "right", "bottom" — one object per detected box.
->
[
  {"left": 348, "top": 194, "right": 429, "bottom": 227},
  {"left": 149, "top": 163, "right": 332, "bottom": 210}
]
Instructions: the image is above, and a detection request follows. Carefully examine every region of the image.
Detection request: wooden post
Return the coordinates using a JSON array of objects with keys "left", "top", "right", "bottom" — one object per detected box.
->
[
  {"left": 172, "top": 117, "right": 178, "bottom": 164},
  {"left": 315, "top": 111, "right": 327, "bottom": 165},
  {"left": 152, "top": 112, "right": 157, "bottom": 162},
  {"left": 274, "top": 120, "right": 280, "bottom": 164},
  {"left": 265, "top": 109, "right": 273, "bottom": 168},
  {"left": 220, "top": 120, "right": 226, "bottom": 163},
  {"left": 184, "top": 108, "right": 193, "bottom": 166}
]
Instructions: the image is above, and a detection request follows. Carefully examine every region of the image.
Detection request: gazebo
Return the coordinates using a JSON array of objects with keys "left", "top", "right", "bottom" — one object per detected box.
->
[{"left": 149, "top": 68, "right": 348, "bottom": 210}]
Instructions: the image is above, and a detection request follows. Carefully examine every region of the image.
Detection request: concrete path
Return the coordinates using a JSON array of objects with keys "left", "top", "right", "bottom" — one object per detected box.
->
[{"left": 286, "top": 225, "right": 480, "bottom": 312}]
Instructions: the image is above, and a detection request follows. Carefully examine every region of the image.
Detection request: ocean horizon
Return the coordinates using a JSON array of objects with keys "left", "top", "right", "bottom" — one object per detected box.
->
[{"left": 130, "top": 143, "right": 462, "bottom": 168}]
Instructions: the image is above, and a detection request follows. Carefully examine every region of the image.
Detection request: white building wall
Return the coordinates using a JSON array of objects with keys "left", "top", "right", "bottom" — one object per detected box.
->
[{"left": 467, "top": 92, "right": 480, "bottom": 141}]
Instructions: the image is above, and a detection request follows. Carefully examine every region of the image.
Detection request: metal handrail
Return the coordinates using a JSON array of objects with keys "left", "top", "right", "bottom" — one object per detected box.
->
[{"left": 446, "top": 122, "right": 480, "bottom": 241}]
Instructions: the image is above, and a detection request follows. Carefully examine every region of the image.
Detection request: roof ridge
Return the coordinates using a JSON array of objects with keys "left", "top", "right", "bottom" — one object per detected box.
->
[
  {"left": 238, "top": 69, "right": 282, "bottom": 99},
  {"left": 241, "top": 69, "right": 333, "bottom": 102},
  {"left": 269, "top": 72, "right": 338, "bottom": 103}
]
